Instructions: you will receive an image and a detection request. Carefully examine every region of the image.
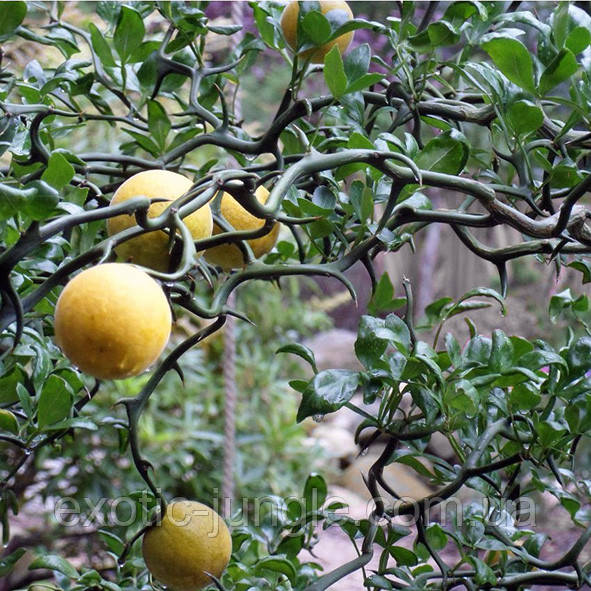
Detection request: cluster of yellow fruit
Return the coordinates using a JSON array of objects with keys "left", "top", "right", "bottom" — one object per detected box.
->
[
  {"left": 54, "top": 169, "right": 280, "bottom": 381},
  {"left": 54, "top": 0, "right": 355, "bottom": 383}
]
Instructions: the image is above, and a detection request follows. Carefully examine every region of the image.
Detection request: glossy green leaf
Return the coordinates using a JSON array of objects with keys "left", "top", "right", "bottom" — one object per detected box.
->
[
  {"left": 89, "top": 23, "right": 116, "bottom": 67},
  {"left": 254, "top": 556, "right": 297, "bottom": 583},
  {"left": 38, "top": 375, "right": 72, "bottom": 429},
  {"left": 304, "top": 472, "right": 327, "bottom": 510},
  {"left": 276, "top": 343, "right": 318, "bottom": 373},
  {"left": 147, "top": 100, "right": 171, "bottom": 150},
  {"left": 490, "top": 329, "right": 513, "bottom": 372},
  {"left": 0, "top": 2, "right": 26, "bottom": 41},
  {"left": 41, "top": 152, "right": 75, "bottom": 190},
  {"left": 346, "top": 73, "right": 383, "bottom": 93},
  {"left": 427, "top": 21, "right": 460, "bottom": 46},
  {"left": 416, "top": 129, "right": 469, "bottom": 174},
  {"left": 567, "top": 336, "right": 591, "bottom": 377},
  {"left": 481, "top": 36, "right": 535, "bottom": 94},
  {"left": 539, "top": 48, "right": 578, "bottom": 95},
  {"left": 389, "top": 545, "right": 418, "bottom": 566},
  {"left": 29, "top": 554, "right": 78, "bottom": 578},
  {"left": 301, "top": 11, "right": 331, "bottom": 46},
  {"left": 23, "top": 181, "right": 60, "bottom": 221},
  {"left": 297, "top": 369, "right": 359, "bottom": 422},
  {"left": 507, "top": 99, "right": 543, "bottom": 135},
  {"left": 114, "top": 6, "right": 145, "bottom": 63},
  {"left": 566, "top": 26, "right": 591, "bottom": 54},
  {"left": 425, "top": 523, "right": 448, "bottom": 551},
  {"left": 343, "top": 43, "right": 370, "bottom": 82},
  {"left": 0, "top": 409, "right": 18, "bottom": 434},
  {"left": 324, "top": 45, "right": 347, "bottom": 98},
  {"left": 509, "top": 382, "right": 541, "bottom": 411}
]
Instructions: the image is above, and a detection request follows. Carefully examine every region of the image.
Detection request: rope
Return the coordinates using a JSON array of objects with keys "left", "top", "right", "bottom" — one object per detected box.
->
[
  {"left": 221, "top": 1, "right": 244, "bottom": 520},
  {"left": 221, "top": 292, "right": 237, "bottom": 518}
]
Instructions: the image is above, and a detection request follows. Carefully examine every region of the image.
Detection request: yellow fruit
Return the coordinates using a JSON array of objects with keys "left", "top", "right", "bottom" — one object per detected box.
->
[
  {"left": 281, "top": 0, "right": 354, "bottom": 64},
  {"left": 107, "top": 170, "right": 213, "bottom": 272},
  {"left": 204, "top": 186, "right": 280, "bottom": 270},
  {"left": 54, "top": 263, "right": 171, "bottom": 380},
  {"left": 142, "top": 501, "right": 232, "bottom": 591}
]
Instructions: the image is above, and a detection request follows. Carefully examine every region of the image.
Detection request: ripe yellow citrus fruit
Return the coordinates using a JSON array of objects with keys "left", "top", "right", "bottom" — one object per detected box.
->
[
  {"left": 54, "top": 263, "right": 171, "bottom": 380},
  {"left": 142, "top": 500, "right": 232, "bottom": 591},
  {"left": 281, "top": 0, "right": 354, "bottom": 64},
  {"left": 107, "top": 170, "right": 213, "bottom": 272},
  {"left": 204, "top": 186, "right": 280, "bottom": 270}
]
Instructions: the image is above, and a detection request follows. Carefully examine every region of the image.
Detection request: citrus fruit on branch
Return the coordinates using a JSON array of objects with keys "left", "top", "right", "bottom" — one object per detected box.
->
[
  {"left": 53, "top": 263, "right": 171, "bottom": 380},
  {"left": 281, "top": 0, "right": 354, "bottom": 64},
  {"left": 142, "top": 500, "right": 232, "bottom": 591},
  {"left": 107, "top": 170, "right": 213, "bottom": 272},
  {"left": 204, "top": 185, "right": 280, "bottom": 270}
]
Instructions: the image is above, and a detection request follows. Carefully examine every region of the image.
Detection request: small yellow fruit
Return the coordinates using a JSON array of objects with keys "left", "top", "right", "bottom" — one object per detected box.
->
[
  {"left": 281, "top": 0, "right": 354, "bottom": 64},
  {"left": 107, "top": 170, "right": 213, "bottom": 272},
  {"left": 54, "top": 263, "right": 171, "bottom": 380},
  {"left": 142, "top": 501, "right": 232, "bottom": 591},
  {"left": 204, "top": 186, "right": 280, "bottom": 270}
]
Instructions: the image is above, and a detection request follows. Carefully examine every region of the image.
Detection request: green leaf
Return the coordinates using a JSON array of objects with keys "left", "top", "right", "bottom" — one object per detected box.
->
[
  {"left": 538, "top": 48, "right": 578, "bottom": 95},
  {"left": 568, "top": 259, "right": 591, "bottom": 284},
  {"left": 481, "top": 36, "right": 535, "bottom": 94},
  {"left": 552, "top": 2, "right": 570, "bottom": 48},
  {"left": 89, "top": 23, "right": 116, "bottom": 68},
  {"left": 29, "top": 554, "right": 79, "bottom": 578},
  {"left": 41, "top": 152, "right": 75, "bottom": 190},
  {"left": 549, "top": 288, "right": 574, "bottom": 321},
  {"left": 490, "top": 329, "right": 513, "bottom": 372},
  {"left": 346, "top": 73, "right": 383, "bottom": 93},
  {"left": 0, "top": 2, "right": 26, "bottom": 41},
  {"left": 324, "top": 45, "right": 347, "bottom": 98},
  {"left": 355, "top": 316, "right": 391, "bottom": 368},
  {"left": 427, "top": 21, "right": 460, "bottom": 46},
  {"left": 366, "top": 575, "right": 392, "bottom": 590},
  {"left": 38, "top": 375, "right": 72, "bottom": 429},
  {"left": 297, "top": 369, "right": 359, "bottom": 422},
  {"left": 567, "top": 336, "right": 591, "bottom": 377},
  {"left": 208, "top": 24, "right": 242, "bottom": 35},
  {"left": 304, "top": 473, "right": 327, "bottom": 510},
  {"left": 0, "top": 409, "right": 18, "bottom": 434},
  {"left": 416, "top": 129, "right": 469, "bottom": 174},
  {"left": 507, "top": 99, "right": 543, "bottom": 135},
  {"left": 565, "top": 26, "right": 591, "bottom": 54},
  {"left": 255, "top": 557, "right": 297, "bottom": 583},
  {"left": 368, "top": 273, "right": 405, "bottom": 315},
  {"left": 468, "top": 556, "right": 496, "bottom": 585},
  {"left": 253, "top": 4, "right": 276, "bottom": 48},
  {"left": 301, "top": 11, "right": 331, "bottom": 46},
  {"left": 447, "top": 379, "right": 478, "bottom": 415},
  {"left": 343, "top": 43, "right": 370, "bottom": 82},
  {"left": 276, "top": 343, "right": 318, "bottom": 373},
  {"left": 122, "top": 129, "right": 160, "bottom": 156},
  {"left": 509, "top": 382, "right": 541, "bottom": 411},
  {"left": 114, "top": 6, "right": 145, "bottom": 63},
  {"left": 147, "top": 100, "right": 171, "bottom": 150},
  {"left": 99, "top": 529, "right": 124, "bottom": 554},
  {"left": 425, "top": 523, "right": 448, "bottom": 551},
  {"left": 23, "top": 181, "right": 60, "bottom": 220},
  {"left": 389, "top": 546, "right": 418, "bottom": 566},
  {"left": 392, "top": 454, "right": 435, "bottom": 479},
  {"left": 518, "top": 350, "right": 567, "bottom": 371}
]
